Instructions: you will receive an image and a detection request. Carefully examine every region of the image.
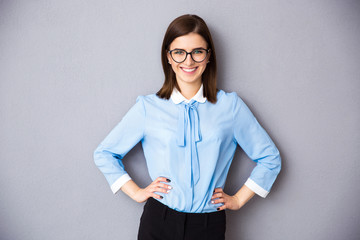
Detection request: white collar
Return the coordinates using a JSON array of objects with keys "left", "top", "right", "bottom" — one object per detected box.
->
[{"left": 170, "top": 84, "right": 207, "bottom": 104}]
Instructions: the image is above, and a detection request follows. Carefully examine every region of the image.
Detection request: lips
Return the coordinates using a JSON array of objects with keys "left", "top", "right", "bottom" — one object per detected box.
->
[{"left": 180, "top": 67, "right": 198, "bottom": 73}]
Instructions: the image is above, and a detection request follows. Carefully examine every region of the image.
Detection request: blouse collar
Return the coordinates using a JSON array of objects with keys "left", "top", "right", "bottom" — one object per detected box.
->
[{"left": 170, "top": 84, "right": 207, "bottom": 104}]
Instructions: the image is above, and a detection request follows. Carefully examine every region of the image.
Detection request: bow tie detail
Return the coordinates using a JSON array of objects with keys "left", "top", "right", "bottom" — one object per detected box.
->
[
  {"left": 176, "top": 99, "right": 202, "bottom": 185},
  {"left": 176, "top": 100, "right": 202, "bottom": 146}
]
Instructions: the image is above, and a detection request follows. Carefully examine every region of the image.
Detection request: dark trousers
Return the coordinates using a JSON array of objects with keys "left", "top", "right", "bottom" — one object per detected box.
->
[{"left": 138, "top": 197, "right": 226, "bottom": 240}]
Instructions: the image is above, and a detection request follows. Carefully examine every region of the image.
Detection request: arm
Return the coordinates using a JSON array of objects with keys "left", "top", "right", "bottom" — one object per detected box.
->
[
  {"left": 211, "top": 93, "right": 281, "bottom": 210},
  {"left": 94, "top": 96, "right": 173, "bottom": 202},
  {"left": 232, "top": 93, "right": 281, "bottom": 198},
  {"left": 94, "top": 96, "right": 146, "bottom": 194},
  {"left": 234, "top": 185, "right": 256, "bottom": 208}
]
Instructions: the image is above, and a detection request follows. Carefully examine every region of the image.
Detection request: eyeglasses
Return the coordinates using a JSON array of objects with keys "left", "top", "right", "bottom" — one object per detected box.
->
[{"left": 168, "top": 48, "right": 210, "bottom": 63}]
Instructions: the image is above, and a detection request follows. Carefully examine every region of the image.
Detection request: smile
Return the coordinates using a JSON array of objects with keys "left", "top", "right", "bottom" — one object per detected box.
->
[{"left": 181, "top": 67, "right": 198, "bottom": 73}]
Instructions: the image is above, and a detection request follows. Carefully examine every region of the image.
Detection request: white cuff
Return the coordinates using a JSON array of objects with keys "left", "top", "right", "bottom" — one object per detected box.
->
[
  {"left": 111, "top": 174, "right": 132, "bottom": 194},
  {"left": 244, "top": 178, "right": 269, "bottom": 198}
]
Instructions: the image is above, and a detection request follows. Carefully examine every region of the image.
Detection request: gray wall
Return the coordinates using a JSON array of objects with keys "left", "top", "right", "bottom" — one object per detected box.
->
[{"left": 1, "top": 0, "right": 359, "bottom": 239}]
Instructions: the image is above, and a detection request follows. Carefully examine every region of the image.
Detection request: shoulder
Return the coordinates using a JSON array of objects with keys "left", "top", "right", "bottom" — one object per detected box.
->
[
  {"left": 134, "top": 93, "right": 171, "bottom": 109},
  {"left": 216, "top": 89, "right": 244, "bottom": 106},
  {"left": 137, "top": 93, "right": 169, "bottom": 103}
]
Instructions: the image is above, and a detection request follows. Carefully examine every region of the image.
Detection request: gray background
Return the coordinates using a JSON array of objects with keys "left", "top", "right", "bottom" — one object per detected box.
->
[{"left": 1, "top": 0, "right": 359, "bottom": 239}]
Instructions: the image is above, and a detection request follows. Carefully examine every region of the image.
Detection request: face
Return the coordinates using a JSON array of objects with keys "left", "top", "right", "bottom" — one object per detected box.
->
[{"left": 167, "top": 32, "right": 210, "bottom": 87}]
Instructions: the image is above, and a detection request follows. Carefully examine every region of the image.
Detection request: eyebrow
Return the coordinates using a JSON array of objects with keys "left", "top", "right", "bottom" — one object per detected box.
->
[{"left": 170, "top": 47, "right": 207, "bottom": 51}]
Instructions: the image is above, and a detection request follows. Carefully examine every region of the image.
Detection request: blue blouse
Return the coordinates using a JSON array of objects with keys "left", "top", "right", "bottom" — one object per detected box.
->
[{"left": 94, "top": 85, "right": 281, "bottom": 213}]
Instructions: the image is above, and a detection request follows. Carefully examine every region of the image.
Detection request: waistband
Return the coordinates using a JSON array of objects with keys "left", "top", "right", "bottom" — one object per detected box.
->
[{"left": 145, "top": 197, "right": 226, "bottom": 227}]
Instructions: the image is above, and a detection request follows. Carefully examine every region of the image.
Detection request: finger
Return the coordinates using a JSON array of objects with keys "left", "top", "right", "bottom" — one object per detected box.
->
[
  {"left": 147, "top": 183, "right": 171, "bottom": 193},
  {"left": 151, "top": 193, "right": 164, "bottom": 200},
  {"left": 155, "top": 177, "right": 171, "bottom": 183},
  {"left": 154, "top": 186, "right": 171, "bottom": 194},
  {"left": 212, "top": 192, "right": 223, "bottom": 199},
  {"left": 211, "top": 198, "right": 225, "bottom": 204},
  {"left": 146, "top": 185, "right": 162, "bottom": 194},
  {"left": 217, "top": 205, "right": 226, "bottom": 211},
  {"left": 156, "top": 182, "right": 172, "bottom": 190},
  {"left": 213, "top": 188, "right": 223, "bottom": 193},
  {"left": 149, "top": 183, "right": 171, "bottom": 194},
  {"left": 211, "top": 193, "right": 221, "bottom": 200}
]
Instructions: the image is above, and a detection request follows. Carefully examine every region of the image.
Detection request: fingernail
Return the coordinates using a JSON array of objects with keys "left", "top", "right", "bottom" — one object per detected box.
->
[
  {"left": 211, "top": 201, "right": 214, "bottom": 204},
  {"left": 217, "top": 208, "right": 220, "bottom": 211},
  {"left": 168, "top": 186, "right": 172, "bottom": 189},
  {"left": 160, "top": 196, "right": 163, "bottom": 199},
  {"left": 166, "top": 179, "right": 171, "bottom": 182},
  {"left": 166, "top": 190, "right": 170, "bottom": 193}
]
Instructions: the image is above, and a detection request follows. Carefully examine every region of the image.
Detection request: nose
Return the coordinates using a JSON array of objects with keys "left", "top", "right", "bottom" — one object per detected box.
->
[{"left": 183, "top": 53, "right": 195, "bottom": 65}]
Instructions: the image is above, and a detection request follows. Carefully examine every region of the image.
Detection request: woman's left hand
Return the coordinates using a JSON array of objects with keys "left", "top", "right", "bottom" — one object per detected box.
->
[{"left": 211, "top": 188, "right": 241, "bottom": 211}]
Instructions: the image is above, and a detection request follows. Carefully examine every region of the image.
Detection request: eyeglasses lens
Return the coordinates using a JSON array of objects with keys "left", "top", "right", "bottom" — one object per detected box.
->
[{"left": 171, "top": 49, "right": 207, "bottom": 63}]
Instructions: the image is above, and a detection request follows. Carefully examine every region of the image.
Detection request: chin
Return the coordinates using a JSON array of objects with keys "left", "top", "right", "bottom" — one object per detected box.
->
[{"left": 180, "top": 77, "right": 201, "bottom": 84}]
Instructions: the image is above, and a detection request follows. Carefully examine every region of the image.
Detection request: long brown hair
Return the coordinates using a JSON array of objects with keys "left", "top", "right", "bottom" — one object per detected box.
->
[{"left": 156, "top": 14, "right": 218, "bottom": 103}]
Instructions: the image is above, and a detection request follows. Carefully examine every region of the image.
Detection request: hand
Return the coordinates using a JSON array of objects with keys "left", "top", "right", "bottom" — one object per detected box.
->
[
  {"left": 211, "top": 188, "right": 241, "bottom": 211},
  {"left": 132, "top": 177, "right": 172, "bottom": 203}
]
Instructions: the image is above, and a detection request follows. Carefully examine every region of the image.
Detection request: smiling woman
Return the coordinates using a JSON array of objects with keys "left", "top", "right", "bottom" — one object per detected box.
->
[
  {"left": 93, "top": 14, "right": 281, "bottom": 240},
  {"left": 157, "top": 14, "right": 218, "bottom": 103}
]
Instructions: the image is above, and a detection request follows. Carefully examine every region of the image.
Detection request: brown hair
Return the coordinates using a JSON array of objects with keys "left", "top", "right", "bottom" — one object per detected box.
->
[{"left": 156, "top": 14, "right": 218, "bottom": 103}]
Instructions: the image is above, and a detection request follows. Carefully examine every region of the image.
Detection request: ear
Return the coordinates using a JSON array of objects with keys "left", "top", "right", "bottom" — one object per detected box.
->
[
  {"left": 207, "top": 50, "right": 211, "bottom": 63},
  {"left": 167, "top": 51, "right": 171, "bottom": 63}
]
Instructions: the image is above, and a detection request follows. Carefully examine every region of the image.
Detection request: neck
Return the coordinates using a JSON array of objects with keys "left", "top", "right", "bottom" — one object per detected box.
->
[{"left": 177, "top": 80, "right": 202, "bottom": 100}]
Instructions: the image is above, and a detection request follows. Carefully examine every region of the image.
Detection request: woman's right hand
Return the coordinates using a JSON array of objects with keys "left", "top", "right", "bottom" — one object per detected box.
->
[{"left": 132, "top": 177, "right": 172, "bottom": 203}]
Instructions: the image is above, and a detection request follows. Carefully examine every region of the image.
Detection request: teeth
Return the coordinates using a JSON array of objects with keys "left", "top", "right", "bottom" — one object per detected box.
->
[{"left": 182, "top": 67, "right": 196, "bottom": 72}]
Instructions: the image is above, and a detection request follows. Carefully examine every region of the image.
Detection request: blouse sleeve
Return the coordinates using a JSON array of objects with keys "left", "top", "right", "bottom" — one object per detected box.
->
[
  {"left": 93, "top": 96, "right": 146, "bottom": 194},
  {"left": 232, "top": 93, "right": 281, "bottom": 198}
]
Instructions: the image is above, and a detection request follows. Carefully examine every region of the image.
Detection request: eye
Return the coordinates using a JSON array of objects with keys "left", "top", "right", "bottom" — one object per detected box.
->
[
  {"left": 192, "top": 49, "right": 204, "bottom": 54},
  {"left": 173, "top": 50, "right": 185, "bottom": 55}
]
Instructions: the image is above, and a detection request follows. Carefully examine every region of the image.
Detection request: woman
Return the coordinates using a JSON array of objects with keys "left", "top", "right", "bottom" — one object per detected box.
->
[{"left": 94, "top": 14, "right": 281, "bottom": 240}]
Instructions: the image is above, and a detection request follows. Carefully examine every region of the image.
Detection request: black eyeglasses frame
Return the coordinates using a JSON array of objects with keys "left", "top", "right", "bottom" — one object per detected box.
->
[{"left": 168, "top": 48, "right": 210, "bottom": 63}]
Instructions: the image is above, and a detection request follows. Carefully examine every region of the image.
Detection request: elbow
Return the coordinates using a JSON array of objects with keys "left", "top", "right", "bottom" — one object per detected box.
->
[
  {"left": 266, "top": 147, "right": 281, "bottom": 175},
  {"left": 93, "top": 144, "right": 123, "bottom": 168},
  {"left": 93, "top": 144, "right": 104, "bottom": 167},
  {"left": 274, "top": 150, "right": 281, "bottom": 175}
]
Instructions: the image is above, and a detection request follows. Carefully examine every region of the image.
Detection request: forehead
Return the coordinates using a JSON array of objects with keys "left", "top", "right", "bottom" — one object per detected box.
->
[{"left": 169, "top": 32, "right": 207, "bottom": 50}]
